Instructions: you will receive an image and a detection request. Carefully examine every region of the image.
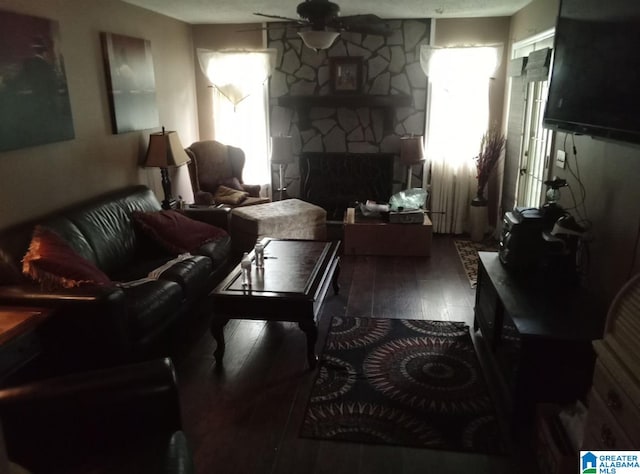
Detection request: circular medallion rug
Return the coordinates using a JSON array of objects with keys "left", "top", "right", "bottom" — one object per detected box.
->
[{"left": 300, "top": 317, "right": 506, "bottom": 455}]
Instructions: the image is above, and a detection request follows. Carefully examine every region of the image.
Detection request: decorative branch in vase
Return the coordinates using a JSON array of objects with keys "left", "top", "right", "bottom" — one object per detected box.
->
[{"left": 473, "top": 126, "right": 506, "bottom": 206}]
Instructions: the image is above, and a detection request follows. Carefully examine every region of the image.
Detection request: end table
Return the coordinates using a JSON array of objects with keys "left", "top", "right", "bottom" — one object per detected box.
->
[{"left": 0, "top": 307, "right": 51, "bottom": 385}]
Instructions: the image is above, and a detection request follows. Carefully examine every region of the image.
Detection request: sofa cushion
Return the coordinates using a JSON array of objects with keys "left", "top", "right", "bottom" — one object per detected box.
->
[
  {"left": 133, "top": 210, "right": 228, "bottom": 254},
  {"left": 45, "top": 186, "right": 162, "bottom": 276},
  {"left": 22, "top": 226, "right": 113, "bottom": 289}
]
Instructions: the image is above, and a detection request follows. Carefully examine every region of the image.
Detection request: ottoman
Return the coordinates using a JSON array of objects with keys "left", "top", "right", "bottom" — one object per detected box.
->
[{"left": 230, "top": 199, "right": 327, "bottom": 252}]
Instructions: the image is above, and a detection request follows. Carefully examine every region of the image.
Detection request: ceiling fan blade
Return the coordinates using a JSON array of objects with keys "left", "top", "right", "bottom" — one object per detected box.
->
[
  {"left": 332, "top": 14, "right": 393, "bottom": 37},
  {"left": 253, "top": 12, "right": 307, "bottom": 25}
]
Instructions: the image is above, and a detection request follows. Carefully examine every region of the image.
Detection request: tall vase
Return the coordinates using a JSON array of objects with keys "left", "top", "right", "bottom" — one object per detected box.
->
[{"left": 469, "top": 191, "right": 488, "bottom": 242}]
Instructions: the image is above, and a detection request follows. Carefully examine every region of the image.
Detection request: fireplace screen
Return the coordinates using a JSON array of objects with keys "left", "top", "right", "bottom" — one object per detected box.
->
[{"left": 300, "top": 152, "right": 394, "bottom": 220}]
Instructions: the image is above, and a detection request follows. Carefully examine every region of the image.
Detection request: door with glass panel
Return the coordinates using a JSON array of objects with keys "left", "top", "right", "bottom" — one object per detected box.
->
[
  {"left": 517, "top": 79, "right": 553, "bottom": 208},
  {"left": 509, "top": 30, "right": 555, "bottom": 209}
]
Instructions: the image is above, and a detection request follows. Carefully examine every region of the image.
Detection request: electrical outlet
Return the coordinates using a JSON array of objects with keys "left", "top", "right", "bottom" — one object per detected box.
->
[{"left": 555, "top": 150, "right": 566, "bottom": 169}]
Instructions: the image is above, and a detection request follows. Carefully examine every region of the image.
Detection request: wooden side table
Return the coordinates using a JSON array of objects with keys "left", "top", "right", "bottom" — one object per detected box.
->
[
  {"left": 343, "top": 209, "right": 432, "bottom": 256},
  {"left": 0, "top": 307, "right": 51, "bottom": 385}
]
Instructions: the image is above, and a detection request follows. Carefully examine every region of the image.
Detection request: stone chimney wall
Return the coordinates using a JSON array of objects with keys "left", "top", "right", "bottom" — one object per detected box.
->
[{"left": 268, "top": 19, "right": 431, "bottom": 197}]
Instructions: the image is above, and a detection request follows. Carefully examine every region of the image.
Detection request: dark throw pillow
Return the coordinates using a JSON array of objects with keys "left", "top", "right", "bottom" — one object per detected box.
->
[
  {"left": 213, "top": 185, "right": 248, "bottom": 205},
  {"left": 132, "top": 210, "right": 228, "bottom": 254},
  {"left": 22, "top": 226, "right": 113, "bottom": 289}
]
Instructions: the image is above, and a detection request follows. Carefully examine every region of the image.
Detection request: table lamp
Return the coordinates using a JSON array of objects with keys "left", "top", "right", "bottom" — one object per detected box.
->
[
  {"left": 270, "top": 136, "right": 294, "bottom": 201},
  {"left": 143, "top": 127, "right": 191, "bottom": 210},
  {"left": 400, "top": 136, "right": 425, "bottom": 189}
]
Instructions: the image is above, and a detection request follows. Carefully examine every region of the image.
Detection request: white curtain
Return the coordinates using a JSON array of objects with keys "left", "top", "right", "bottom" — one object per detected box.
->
[
  {"left": 421, "top": 45, "right": 502, "bottom": 234},
  {"left": 197, "top": 49, "right": 276, "bottom": 186}
]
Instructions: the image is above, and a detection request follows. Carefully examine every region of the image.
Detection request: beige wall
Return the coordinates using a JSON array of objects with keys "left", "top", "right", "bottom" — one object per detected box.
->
[
  {"left": 508, "top": 0, "right": 640, "bottom": 302},
  {"left": 510, "top": 0, "right": 559, "bottom": 43},
  {"left": 0, "top": 0, "right": 198, "bottom": 228},
  {"left": 191, "top": 24, "right": 263, "bottom": 141}
]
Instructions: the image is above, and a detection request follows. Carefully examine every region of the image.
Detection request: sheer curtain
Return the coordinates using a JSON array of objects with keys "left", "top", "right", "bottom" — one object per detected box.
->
[
  {"left": 421, "top": 45, "right": 501, "bottom": 233},
  {"left": 197, "top": 49, "right": 276, "bottom": 186}
]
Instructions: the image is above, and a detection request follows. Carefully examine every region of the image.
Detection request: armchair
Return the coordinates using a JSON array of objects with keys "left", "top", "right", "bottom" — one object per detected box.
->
[
  {"left": 0, "top": 358, "right": 193, "bottom": 474},
  {"left": 186, "top": 140, "right": 270, "bottom": 207}
]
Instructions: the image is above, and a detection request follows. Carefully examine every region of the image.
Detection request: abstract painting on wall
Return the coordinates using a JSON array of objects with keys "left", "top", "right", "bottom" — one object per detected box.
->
[
  {"left": 101, "top": 32, "right": 159, "bottom": 134},
  {"left": 0, "top": 9, "right": 75, "bottom": 152}
]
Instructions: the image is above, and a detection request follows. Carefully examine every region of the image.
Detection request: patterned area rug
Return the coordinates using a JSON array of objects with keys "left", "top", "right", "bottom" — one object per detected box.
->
[
  {"left": 300, "top": 317, "right": 505, "bottom": 454},
  {"left": 454, "top": 239, "right": 499, "bottom": 288}
]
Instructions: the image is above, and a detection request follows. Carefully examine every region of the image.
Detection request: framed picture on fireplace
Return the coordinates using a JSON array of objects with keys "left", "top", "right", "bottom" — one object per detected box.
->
[{"left": 329, "top": 56, "right": 363, "bottom": 94}]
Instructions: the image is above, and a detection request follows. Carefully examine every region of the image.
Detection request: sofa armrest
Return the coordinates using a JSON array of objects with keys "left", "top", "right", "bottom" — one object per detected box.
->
[
  {"left": 0, "top": 358, "right": 187, "bottom": 473},
  {"left": 0, "top": 284, "right": 124, "bottom": 306},
  {"left": 0, "top": 285, "right": 132, "bottom": 368}
]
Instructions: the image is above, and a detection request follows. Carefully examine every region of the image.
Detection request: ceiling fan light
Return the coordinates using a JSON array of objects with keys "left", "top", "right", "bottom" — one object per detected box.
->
[{"left": 297, "top": 30, "right": 340, "bottom": 51}]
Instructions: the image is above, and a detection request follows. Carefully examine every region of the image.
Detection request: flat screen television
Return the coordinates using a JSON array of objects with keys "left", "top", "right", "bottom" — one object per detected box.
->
[{"left": 543, "top": 0, "right": 640, "bottom": 144}]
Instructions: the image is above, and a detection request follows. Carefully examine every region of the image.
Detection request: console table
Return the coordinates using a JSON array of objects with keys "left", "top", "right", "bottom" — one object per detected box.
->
[{"left": 474, "top": 252, "right": 605, "bottom": 431}]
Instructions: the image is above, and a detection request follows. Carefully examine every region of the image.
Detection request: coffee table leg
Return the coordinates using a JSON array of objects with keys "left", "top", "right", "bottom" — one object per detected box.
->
[
  {"left": 211, "top": 317, "right": 228, "bottom": 367},
  {"left": 332, "top": 260, "right": 341, "bottom": 295},
  {"left": 298, "top": 319, "right": 318, "bottom": 370}
]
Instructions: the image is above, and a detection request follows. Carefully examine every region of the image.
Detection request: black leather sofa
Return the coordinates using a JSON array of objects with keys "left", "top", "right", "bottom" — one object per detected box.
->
[
  {"left": 0, "top": 185, "right": 231, "bottom": 372},
  {"left": 0, "top": 357, "right": 194, "bottom": 473}
]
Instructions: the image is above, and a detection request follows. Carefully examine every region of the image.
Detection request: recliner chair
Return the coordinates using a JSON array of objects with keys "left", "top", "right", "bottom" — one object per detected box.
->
[
  {"left": 186, "top": 140, "right": 270, "bottom": 207},
  {"left": 0, "top": 358, "right": 194, "bottom": 474}
]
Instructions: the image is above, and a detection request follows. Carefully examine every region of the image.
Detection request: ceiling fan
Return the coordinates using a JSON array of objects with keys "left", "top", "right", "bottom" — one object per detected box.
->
[{"left": 254, "top": 0, "right": 392, "bottom": 51}]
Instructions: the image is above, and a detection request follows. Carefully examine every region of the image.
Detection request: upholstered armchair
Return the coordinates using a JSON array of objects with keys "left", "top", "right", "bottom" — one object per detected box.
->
[{"left": 186, "top": 140, "right": 270, "bottom": 207}]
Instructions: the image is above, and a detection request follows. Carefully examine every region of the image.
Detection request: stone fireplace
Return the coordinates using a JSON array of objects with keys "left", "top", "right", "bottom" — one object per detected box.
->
[
  {"left": 300, "top": 152, "right": 394, "bottom": 220},
  {"left": 268, "top": 19, "right": 431, "bottom": 200}
]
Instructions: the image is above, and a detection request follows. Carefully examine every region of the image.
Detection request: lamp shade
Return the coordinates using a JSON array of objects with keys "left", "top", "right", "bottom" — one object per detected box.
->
[
  {"left": 270, "top": 136, "right": 294, "bottom": 165},
  {"left": 400, "top": 136, "right": 425, "bottom": 166},
  {"left": 297, "top": 31, "right": 340, "bottom": 51},
  {"left": 143, "top": 129, "right": 191, "bottom": 168}
]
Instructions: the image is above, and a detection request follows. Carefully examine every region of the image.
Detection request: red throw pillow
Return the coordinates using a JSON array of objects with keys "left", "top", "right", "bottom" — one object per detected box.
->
[
  {"left": 132, "top": 210, "right": 228, "bottom": 254},
  {"left": 22, "top": 226, "right": 113, "bottom": 289}
]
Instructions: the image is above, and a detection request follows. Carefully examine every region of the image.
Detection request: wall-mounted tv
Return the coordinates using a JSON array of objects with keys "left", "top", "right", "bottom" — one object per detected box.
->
[{"left": 543, "top": 0, "right": 640, "bottom": 144}]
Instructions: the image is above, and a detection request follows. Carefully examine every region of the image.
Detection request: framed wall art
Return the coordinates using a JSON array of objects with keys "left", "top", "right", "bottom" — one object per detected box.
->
[
  {"left": 329, "top": 56, "right": 363, "bottom": 94},
  {"left": 0, "top": 9, "right": 75, "bottom": 152},
  {"left": 101, "top": 32, "right": 159, "bottom": 134}
]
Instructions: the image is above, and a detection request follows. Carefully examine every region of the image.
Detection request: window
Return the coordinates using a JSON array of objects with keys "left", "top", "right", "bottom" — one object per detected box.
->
[
  {"left": 198, "top": 49, "right": 276, "bottom": 186},
  {"left": 421, "top": 44, "right": 502, "bottom": 233}
]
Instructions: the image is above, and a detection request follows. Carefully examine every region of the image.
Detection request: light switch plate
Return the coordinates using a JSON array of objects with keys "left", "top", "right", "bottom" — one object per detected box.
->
[{"left": 555, "top": 150, "right": 566, "bottom": 169}]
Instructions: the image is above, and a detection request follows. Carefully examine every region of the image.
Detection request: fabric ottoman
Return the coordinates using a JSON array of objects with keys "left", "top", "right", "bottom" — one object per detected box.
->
[{"left": 230, "top": 199, "right": 327, "bottom": 252}]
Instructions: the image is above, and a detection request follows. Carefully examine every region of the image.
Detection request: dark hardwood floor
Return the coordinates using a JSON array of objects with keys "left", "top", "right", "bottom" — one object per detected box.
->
[{"left": 174, "top": 234, "right": 536, "bottom": 474}]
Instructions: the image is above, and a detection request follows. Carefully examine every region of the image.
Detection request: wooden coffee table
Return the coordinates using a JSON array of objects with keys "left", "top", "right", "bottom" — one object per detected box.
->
[{"left": 210, "top": 238, "right": 340, "bottom": 369}]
